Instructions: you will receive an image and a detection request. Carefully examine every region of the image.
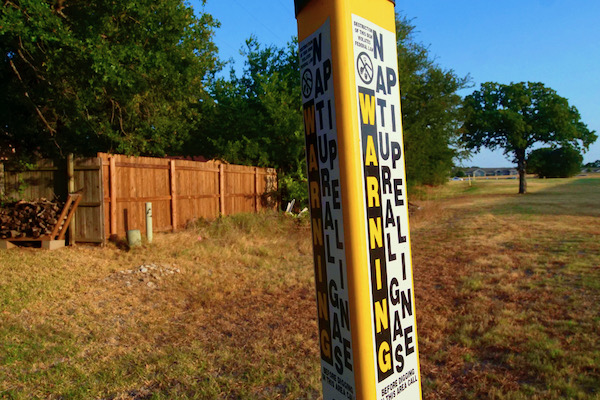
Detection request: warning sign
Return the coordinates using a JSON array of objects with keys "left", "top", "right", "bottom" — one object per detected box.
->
[
  {"left": 352, "top": 14, "right": 421, "bottom": 400},
  {"left": 300, "top": 19, "right": 356, "bottom": 400}
]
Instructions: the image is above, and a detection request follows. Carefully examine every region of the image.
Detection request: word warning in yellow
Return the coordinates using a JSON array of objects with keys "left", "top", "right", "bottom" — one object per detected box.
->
[{"left": 300, "top": 19, "right": 356, "bottom": 400}]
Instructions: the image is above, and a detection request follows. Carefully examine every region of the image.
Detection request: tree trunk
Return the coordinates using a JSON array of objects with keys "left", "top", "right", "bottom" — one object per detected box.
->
[{"left": 516, "top": 149, "right": 527, "bottom": 194}]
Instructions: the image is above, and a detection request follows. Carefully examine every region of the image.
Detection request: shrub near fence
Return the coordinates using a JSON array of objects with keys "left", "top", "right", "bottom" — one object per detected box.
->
[{"left": 1, "top": 153, "right": 278, "bottom": 244}]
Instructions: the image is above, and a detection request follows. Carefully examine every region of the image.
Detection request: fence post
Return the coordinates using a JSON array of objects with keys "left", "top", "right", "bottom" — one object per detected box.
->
[
  {"left": 0, "top": 162, "right": 4, "bottom": 198},
  {"left": 219, "top": 163, "right": 225, "bottom": 216},
  {"left": 254, "top": 167, "right": 259, "bottom": 212},
  {"left": 67, "top": 153, "right": 76, "bottom": 245},
  {"left": 170, "top": 160, "right": 177, "bottom": 231},
  {"left": 110, "top": 156, "right": 117, "bottom": 237}
]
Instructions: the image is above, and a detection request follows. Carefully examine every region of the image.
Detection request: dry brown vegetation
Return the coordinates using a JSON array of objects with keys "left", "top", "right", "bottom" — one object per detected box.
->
[
  {"left": 1, "top": 213, "right": 320, "bottom": 399},
  {"left": 1, "top": 177, "right": 599, "bottom": 399}
]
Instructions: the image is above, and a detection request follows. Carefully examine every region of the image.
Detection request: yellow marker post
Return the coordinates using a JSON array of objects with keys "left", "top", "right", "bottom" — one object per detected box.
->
[{"left": 295, "top": 1, "right": 422, "bottom": 399}]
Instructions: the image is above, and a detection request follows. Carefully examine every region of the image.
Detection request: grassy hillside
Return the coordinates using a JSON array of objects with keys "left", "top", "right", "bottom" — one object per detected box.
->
[{"left": 1, "top": 177, "right": 598, "bottom": 399}]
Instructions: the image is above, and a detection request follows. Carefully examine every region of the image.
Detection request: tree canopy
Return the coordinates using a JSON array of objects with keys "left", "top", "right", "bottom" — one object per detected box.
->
[
  {"left": 584, "top": 160, "right": 600, "bottom": 169},
  {"left": 461, "top": 81, "right": 597, "bottom": 193},
  {"left": 192, "top": 37, "right": 303, "bottom": 171},
  {"left": 0, "top": 0, "right": 219, "bottom": 161},
  {"left": 2, "top": 4, "right": 480, "bottom": 204},
  {"left": 187, "top": 37, "right": 306, "bottom": 204},
  {"left": 395, "top": 15, "right": 470, "bottom": 187},
  {"left": 185, "top": 14, "right": 471, "bottom": 205}
]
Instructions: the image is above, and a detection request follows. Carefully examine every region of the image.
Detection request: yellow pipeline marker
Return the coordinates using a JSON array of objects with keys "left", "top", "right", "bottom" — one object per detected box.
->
[{"left": 296, "top": 0, "right": 422, "bottom": 399}]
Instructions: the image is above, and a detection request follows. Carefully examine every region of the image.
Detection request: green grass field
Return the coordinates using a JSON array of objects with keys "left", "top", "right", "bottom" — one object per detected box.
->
[{"left": 1, "top": 177, "right": 599, "bottom": 399}]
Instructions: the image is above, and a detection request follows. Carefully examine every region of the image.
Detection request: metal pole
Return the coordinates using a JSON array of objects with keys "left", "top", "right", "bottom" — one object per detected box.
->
[{"left": 145, "top": 202, "right": 153, "bottom": 243}]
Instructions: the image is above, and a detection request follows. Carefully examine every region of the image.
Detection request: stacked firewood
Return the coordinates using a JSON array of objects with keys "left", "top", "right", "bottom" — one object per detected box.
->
[{"left": 0, "top": 199, "right": 64, "bottom": 239}]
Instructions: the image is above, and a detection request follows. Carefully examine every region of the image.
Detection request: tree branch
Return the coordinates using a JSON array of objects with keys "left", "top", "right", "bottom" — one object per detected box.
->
[
  {"left": 17, "top": 49, "right": 46, "bottom": 82},
  {"left": 9, "top": 59, "right": 57, "bottom": 136},
  {"left": 110, "top": 99, "right": 116, "bottom": 125}
]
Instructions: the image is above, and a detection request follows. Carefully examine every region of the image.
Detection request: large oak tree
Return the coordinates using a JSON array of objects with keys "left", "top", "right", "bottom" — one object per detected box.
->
[{"left": 461, "top": 81, "right": 596, "bottom": 193}]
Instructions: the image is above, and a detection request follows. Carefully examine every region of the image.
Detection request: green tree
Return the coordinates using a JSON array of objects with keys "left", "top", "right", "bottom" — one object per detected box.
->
[
  {"left": 584, "top": 160, "right": 600, "bottom": 169},
  {"left": 396, "top": 15, "right": 471, "bottom": 187},
  {"left": 527, "top": 147, "right": 583, "bottom": 178},
  {"left": 452, "top": 169, "right": 466, "bottom": 178},
  {"left": 461, "top": 82, "right": 597, "bottom": 193},
  {"left": 0, "top": 0, "right": 219, "bottom": 160},
  {"left": 192, "top": 14, "right": 471, "bottom": 205},
  {"left": 191, "top": 37, "right": 306, "bottom": 205}
]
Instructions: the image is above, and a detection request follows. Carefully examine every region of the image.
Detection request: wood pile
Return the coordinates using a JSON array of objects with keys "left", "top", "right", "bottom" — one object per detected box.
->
[{"left": 0, "top": 199, "right": 64, "bottom": 239}]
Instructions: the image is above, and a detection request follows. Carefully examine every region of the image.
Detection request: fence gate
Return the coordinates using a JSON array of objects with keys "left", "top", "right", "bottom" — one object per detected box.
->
[{"left": 73, "top": 157, "right": 105, "bottom": 244}]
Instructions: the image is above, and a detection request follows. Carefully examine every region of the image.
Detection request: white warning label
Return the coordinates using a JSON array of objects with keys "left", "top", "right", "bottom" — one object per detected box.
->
[
  {"left": 352, "top": 13, "right": 422, "bottom": 400},
  {"left": 300, "top": 18, "right": 356, "bottom": 400}
]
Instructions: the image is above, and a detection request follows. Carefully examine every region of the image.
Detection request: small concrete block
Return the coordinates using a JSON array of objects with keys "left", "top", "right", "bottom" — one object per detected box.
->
[
  {"left": 127, "top": 229, "right": 142, "bottom": 247},
  {"left": 0, "top": 240, "right": 16, "bottom": 250},
  {"left": 41, "top": 240, "right": 65, "bottom": 250}
]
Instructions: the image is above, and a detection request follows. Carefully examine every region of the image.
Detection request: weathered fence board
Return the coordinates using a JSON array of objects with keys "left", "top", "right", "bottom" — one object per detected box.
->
[
  {"left": 0, "top": 163, "right": 4, "bottom": 198},
  {"left": 1, "top": 159, "right": 67, "bottom": 201},
  {"left": 1, "top": 158, "right": 104, "bottom": 243},
  {"left": 1, "top": 158, "right": 105, "bottom": 244}
]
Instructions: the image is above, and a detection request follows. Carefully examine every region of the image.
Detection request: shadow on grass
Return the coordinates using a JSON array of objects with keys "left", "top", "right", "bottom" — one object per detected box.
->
[{"left": 487, "top": 177, "right": 600, "bottom": 217}]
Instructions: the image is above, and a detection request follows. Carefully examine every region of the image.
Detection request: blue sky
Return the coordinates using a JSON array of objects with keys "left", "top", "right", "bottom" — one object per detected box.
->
[{"left": 192, "top": 0, "right": 600, "bottom": 167}]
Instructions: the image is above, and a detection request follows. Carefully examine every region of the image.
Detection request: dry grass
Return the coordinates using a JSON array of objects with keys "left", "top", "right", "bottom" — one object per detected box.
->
[
  {"left": 1, "top": 177, "right": 599, "bottom": 399},
  {"left": 1, "top": 213, "right": 320, "bottom": 399},
  {"left": 411, "top": 177, "right": 600, "bottom": 399}
]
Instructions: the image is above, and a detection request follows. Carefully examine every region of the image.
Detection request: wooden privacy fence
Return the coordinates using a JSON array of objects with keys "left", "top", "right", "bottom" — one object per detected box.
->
[
  {"left": 99, "top": 153, "right": 278, "bottom": 239},
  {"left": 1, "top": 153, "right": 278, "bottom": 244}
]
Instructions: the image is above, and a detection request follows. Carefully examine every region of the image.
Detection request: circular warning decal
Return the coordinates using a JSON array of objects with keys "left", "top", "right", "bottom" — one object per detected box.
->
[
  {"left": 302, "top": 69, "right": 313, "bottom": 99},
  {"left": 356, "top": 52, "right": 373, "bottom": 85}
]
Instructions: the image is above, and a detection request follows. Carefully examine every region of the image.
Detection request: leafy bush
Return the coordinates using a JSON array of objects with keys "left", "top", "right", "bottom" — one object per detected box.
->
[{"left": 528, "top": 147, "right": 583, "bottom": 178}]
